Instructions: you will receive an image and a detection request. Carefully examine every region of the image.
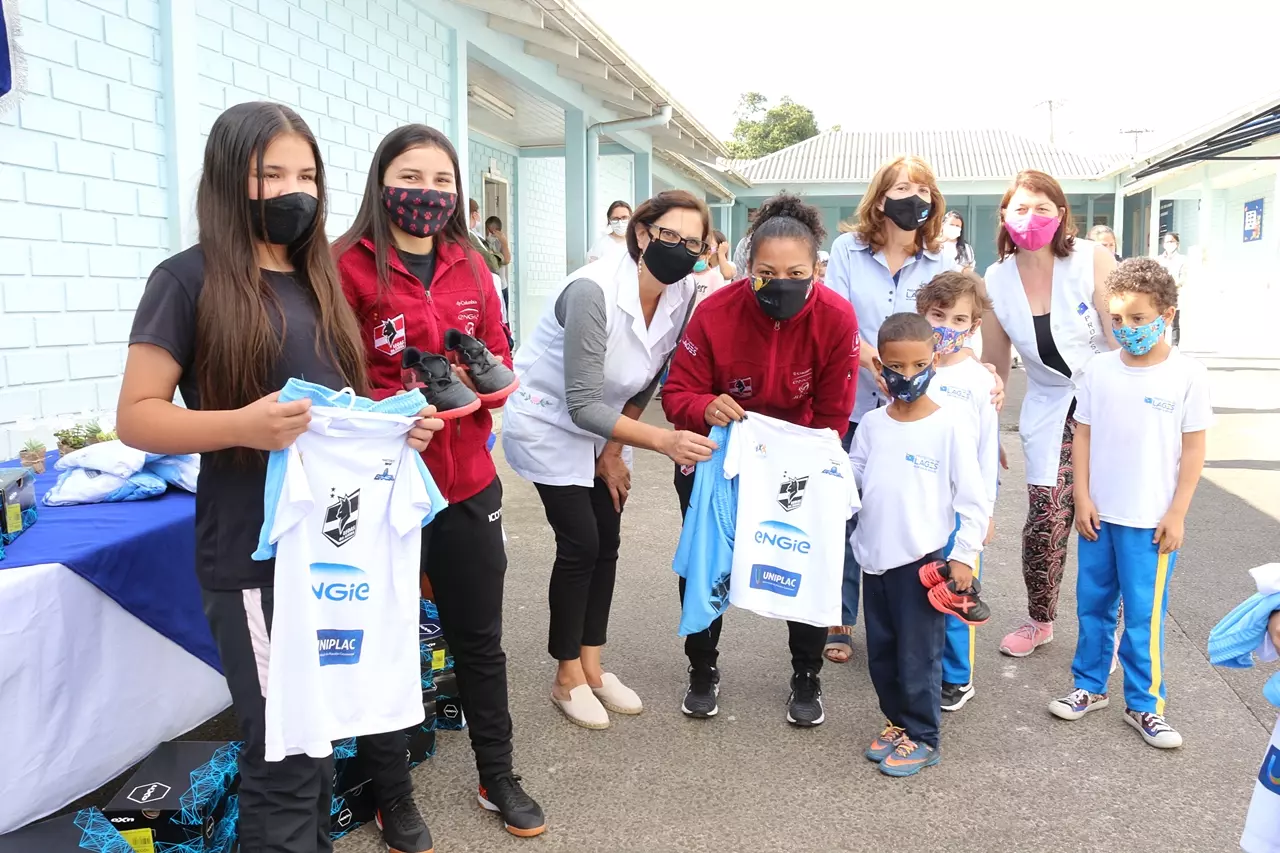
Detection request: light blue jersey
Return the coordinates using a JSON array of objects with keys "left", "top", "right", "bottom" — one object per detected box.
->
[{"left": 672, "top": 424, "right": 735, "bottom": 636}]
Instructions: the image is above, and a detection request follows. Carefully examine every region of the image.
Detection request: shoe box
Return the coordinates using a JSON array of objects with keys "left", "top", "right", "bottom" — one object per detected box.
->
[
  {"left": 0, "top": 808, "right": 132, "bottom": 852},
  {"left": 434, "top": 669, "right": 466, "bottom": 731},
  {"left": 0, "top": 466, "right": 37, "bottom": 552},
  {"left": 330, "top": 737, "right": 374, "bottom": 840},
  {"left": 102, "top": 741, "right": 242, "bottom": 853},
  {"left": 420, "top": 599, "right": 453, "bottom": 675}
]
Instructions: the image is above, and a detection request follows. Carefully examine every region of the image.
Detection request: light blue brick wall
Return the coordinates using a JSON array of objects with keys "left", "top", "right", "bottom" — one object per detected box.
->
[
  {"left": 468, "top": 133, "right": 517, "bottom": 301},
  {"left": 515, "top": 156, "right": 566, "bottom": 342},
  {"left": 0, "top": 0, "right": 167, "bottom": 458},
  {"left": 595, "top": 153, "right": 632, "bottom": 230},
  {"left": 195, "top": 0, "right": 454, "bottom": 237}
]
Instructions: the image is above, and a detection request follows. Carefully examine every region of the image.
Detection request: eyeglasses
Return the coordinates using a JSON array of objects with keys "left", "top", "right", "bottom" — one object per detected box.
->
[{"left": 645, "top": 223, "right": 708, "bottom": 257}]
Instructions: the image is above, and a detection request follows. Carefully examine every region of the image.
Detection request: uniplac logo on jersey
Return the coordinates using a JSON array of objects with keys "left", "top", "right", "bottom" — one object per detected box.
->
[
  {"left": 322, "top": 488, "right": 361, "bottom": 547},
  {"left": 749, "top": 563, "right": 802, "bottom": 597},
  {"left": 776, "top": 474, "right": 808, "bottom": 512},
  {"left": 754, "top": 520, "right": 812, "bottom": 554},
  {"left": 310, "top": 563, "right": 371, "bottom": 603},
  {"left": 127, "top": 783, "right": 171, "bottom": 804},
  {"left": 1260, "top": 744, "right": 1280, "bottom": 794},
  {"left": 317, "top": 628, "right": 364, "bottom": 666}
]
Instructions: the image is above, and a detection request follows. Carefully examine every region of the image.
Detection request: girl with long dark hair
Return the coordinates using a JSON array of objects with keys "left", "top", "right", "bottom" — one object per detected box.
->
[
  {"left": 334, "top": 125, "right": 545, "bottom": 842},
  {"left": 942, "top": 210, "right": 975, "bottom": 272},
  {"left": 117, "top": 102, "right": 442, "bottom": 853}
]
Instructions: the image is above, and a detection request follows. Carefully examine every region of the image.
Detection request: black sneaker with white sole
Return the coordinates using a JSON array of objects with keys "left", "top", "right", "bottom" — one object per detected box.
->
[
  {"left": 786, "top": 670, "right": 825, "bottom": 727},
  {"left": 374, "top": 793, "right": 433, "bottom": 853},
  {"left": 477, "top": 774, "right": 546, "bottom": 838},
  {"left": 940, "top": 681, "right": 975, "bottom": 712},
  {"left": 682, "top": 665, "right": 720, "bottom": 718}
]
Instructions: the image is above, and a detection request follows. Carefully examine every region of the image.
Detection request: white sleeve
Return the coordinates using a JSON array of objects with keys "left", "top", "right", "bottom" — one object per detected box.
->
[
  {"left": 721, "top": 421, "right": 744, "bottom": 480},
  {"left": 1074, "top": 365, "right": 1093, "bottom": 425},
  {"left": 848, "top": 420, "right": 869, "bottom": 490},
  {"left": 1182, "top": 361, "right": 1214, "bottom": 433},
  {"left": 947, "top": 422, "right": 988, "bottom": 568},
  {"left": 268, "top": 445, "right": 314, "bottom": 544},
  {"left": 978, "top": 380, "right": 1000, "bottom": 512}
]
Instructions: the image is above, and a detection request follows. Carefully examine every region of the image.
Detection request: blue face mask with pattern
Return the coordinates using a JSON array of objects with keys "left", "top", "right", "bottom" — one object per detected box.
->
[
  {"left": 931, "top": 325, "right": 970, "bottom": 355},
  {"left": 1113, "top": 315, "right": 1167, "bottom": 355},
  {"left": 882, "top": 364, "right": 935, "bottom": 403},
  {"left": 692, "top": 259, "right": 709, "bottom": 273}
]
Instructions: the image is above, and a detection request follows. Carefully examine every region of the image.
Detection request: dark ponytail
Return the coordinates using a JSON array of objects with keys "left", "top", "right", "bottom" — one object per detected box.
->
[{"left": 747, "top": 193, "right": 825, "bottom": 266}]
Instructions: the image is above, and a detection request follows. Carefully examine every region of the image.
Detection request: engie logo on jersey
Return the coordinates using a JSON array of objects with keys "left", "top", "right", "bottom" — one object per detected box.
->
[
  {"left": 749, "top": 563, "right": 801, "bottom": 597},
  {"left": 1259, "top": 744, "right": 1280, "bottom": 794},
  {"left": 777, "top": 474, "right": 808, "bottom": 512},
  {"left": 311, "top": 562, "right": 371, "bottom": 603},
  {"left": 754, "top": 520, "right": 811, "bottom": 554},
  {"left": 323, "top": 488, "right": 360, "bottom": 546},
  {"left": 318, "top": 628, "right": 364, "bottom": 666}
]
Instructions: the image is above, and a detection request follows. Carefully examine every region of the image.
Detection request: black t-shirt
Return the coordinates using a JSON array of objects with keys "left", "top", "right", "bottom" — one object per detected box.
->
[
  {"left": 397, "top": 247, "right": 436, "bottom": 292},
  {"left": 129, "top": 245, "right": 346, "bottom": 590}
]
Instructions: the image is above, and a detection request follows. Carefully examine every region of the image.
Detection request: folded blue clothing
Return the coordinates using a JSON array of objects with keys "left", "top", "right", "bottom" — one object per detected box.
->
[
  {"left": 672, "top": 424, "right": 736, "bottom": 636},
  {"left": 1208, "top": 588, "right": 1280, "bottom": 708},
  {"left": 43, "top": 468, "right": 168, "bottom": 506}
]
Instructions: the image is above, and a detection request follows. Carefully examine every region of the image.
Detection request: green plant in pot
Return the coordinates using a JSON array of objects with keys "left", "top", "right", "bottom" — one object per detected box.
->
[{"left": 19, "top": 439, "right": 47, "bottom": 474}]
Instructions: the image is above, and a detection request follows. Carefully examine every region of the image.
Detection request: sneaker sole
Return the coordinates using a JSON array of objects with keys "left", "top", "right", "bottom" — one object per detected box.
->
[
  {"left": 477, "top": 796, "right": 547, "bottom": 838},
  {"left": 549, "top": 696, "right": 610, "bottom": 730},
  {"left": 681, "top": 702, "right": 719, "bottom": 718},
  {"left": 595, "top": 698, "right": 643, "bottom": 715},
  {"left": 475, "top": 377, "right": 520, "bottom": 406},
  {"left": 1123, "top": 711, "right": 1183, "bottom": 748},
  {"left": 878, "top": 750, "right": 942, "bottom": 777},
  {"left": 1000, "top": 634, "right": 1052, "bottom": 657},
  {"left": 927, "top": 585, "right": 990, "bottom": 625},
  {"left": 786, "top": 709, "right": 825, "bottom": 727},
  {"left": 1047, "top": 694, "right": 1109, "bottom": 721},
  {"left": 941, "top": 686, "right": 975, "bottom": 712},
  {"left": 431, "top": 398, "right": 482, "bottom": 420}
]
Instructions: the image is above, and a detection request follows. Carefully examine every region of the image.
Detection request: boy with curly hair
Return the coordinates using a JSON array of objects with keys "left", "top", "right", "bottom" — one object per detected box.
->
[{"left": 1047, "top": 258, "right": 1213, "bottom": 748}]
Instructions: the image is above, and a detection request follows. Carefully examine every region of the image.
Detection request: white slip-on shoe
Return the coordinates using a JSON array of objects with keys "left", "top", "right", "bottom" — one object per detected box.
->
[
  {"left": 551, "top": 684, "right": 610, "bottom": 729},
  {"left": 591, "top": 672, "right": 643, "bottom": 715}
]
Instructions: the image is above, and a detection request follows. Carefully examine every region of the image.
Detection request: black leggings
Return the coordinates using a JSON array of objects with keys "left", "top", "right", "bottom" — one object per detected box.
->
[
  {"left": 535, "top": 479, "right": 623, "bottom": 660},
  {"left": 673, "top": 464, "right": 826, "bottom": 675}
]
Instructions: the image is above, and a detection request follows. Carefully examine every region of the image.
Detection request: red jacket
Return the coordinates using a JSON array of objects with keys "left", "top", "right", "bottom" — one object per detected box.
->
[
  {"left": 662, "top": 279, "right": 859, "bottom": 437},
  {"left": 338, "top": 236, "right": 511, "bottom": 504}
]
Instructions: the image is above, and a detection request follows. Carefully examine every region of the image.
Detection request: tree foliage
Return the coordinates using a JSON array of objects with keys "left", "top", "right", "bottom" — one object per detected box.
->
[{"left": 726, "top": 92, "right": 821, "bottom": 160}]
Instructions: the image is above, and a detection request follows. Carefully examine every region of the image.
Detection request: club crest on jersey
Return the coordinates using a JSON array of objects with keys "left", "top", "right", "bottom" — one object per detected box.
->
[
  {"left": 777, "top": 474, "right": 808, "bottom": 512},
  {"left": 374, "top": 314, "right": 407, "bottom": 356},
  {"left": 374, "top": 459, "right": 395, "bottom": 482},
  {"left": 729, "top": 377, "right": 753, "bottom": 398},
  {"left": 1260, "top": 745, "right": 1280, "bottom": 794},
  {"left": 323, "top": 489, "right": 360, "bottom": 547}
]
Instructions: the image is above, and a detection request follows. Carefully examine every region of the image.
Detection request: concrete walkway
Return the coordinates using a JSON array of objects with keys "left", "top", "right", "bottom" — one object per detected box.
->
[{"left": 337, "top": 361, "right": 1280, "bottom": 853}]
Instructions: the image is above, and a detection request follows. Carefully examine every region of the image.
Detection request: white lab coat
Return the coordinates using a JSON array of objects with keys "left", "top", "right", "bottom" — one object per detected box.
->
[
  {"left": 984, "top": 240, "right": 1109, "bottom": 486},
  {"left": 502, "top": 251, "right": 694, "bottom": 487}
]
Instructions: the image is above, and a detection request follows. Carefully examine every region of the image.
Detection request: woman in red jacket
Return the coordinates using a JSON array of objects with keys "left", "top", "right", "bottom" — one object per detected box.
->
[
  {"left": 334, "top": 124, "right": 544, "bottom": 847},
  {"left": 662, "top": 193, "right": 860, "bottom": 727}
]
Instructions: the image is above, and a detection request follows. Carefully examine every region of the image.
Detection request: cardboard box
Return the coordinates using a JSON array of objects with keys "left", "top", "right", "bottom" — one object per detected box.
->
[
  {"left": 103, "top": 741, "right": 241, "bottom": 853},
  {"left": 0, "top": 808, "right": 133, "bottom": 853},
  {"left": 434, "top": 670, "right": 466, "bottom": 731},
  {"left": 0, "top": 467, "right": 36, "bottom": 541}
]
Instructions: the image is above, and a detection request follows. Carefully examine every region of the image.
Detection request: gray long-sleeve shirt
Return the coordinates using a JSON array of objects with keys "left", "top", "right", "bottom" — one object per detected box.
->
[{"left": 557, "top": 278, "right": 683, "bottom": 439}]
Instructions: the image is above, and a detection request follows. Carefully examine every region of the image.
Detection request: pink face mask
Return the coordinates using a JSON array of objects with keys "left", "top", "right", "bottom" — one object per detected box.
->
[{"left": 1003, "top": 211, "right": 1061, "bottom": 252}]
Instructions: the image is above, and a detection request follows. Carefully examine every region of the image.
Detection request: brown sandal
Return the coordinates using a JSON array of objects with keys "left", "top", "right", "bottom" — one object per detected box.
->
[{"left": 824, "top": 627, "right": 855, "bottom": 663}]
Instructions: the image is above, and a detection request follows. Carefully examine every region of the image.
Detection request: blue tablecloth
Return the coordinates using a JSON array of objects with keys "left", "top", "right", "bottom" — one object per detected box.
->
[{"left": 0, "top": 454, "right": 220, "bottom": 673}]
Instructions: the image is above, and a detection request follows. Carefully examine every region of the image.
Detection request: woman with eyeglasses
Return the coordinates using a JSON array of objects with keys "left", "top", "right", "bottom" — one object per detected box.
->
[
  {"left": 502, "top": 190, "right": 718, "bottom": 730},
  {"left": 586, "top": 199, "right": 633, "bottom": 264}
]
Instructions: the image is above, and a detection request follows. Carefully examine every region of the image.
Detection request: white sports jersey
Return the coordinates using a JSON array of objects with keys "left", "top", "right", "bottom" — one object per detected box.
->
[
  {"left": 1244, "top": 715, "right": 1280, "bottom": 853},
  {"left": 725, "top": 414, "right": 859, "bottom": 627},
  {"left": 254, "top": 384, "right": 445, "bottom": 761}
]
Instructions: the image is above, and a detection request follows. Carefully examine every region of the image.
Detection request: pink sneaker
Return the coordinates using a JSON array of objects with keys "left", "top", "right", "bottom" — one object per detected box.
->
[{"left": 999, "top": 621, "right": 1053, "bottom": 657}]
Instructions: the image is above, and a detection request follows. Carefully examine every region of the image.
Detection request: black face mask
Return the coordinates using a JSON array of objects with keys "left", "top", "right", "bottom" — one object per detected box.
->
[
  {"left": 753, "top": 276, "right": 812, "bottom": 321},
  {"left": 882, "top": 195, "right": 931, "bottom": 232},
  {"left": 249, "top": 192, "right": 318, "bottom": 246},
  {"left": 641, "top": 239, "right": 699, "bottom": 285}
]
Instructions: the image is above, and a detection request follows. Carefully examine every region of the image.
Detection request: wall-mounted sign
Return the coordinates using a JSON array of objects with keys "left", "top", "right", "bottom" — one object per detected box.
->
[{"left": 1244, "top": 198, "right": 1264, "bottom": 243}]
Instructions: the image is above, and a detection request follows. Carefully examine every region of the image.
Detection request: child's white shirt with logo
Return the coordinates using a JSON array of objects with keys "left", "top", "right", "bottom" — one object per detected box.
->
[
  {"left": 926, "top": 356, "right": 999, "bottom": 516},
  {"left": 1075, "top": 349, "right": 1213, "bottom": 529},
  {"left": 254, "top": 383, "right": 445, "bottom": 762},
  {"left": 724, "top": 414, "right": 859, "bottom": 627},
  {"left": 849, "top": 405, "right": 987, "bottom": 574}
]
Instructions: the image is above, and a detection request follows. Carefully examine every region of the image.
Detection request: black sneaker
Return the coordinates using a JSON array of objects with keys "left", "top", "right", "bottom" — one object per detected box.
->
[
  {"left": 401, "top": 346, "right": 480, "bottom": 419},
  {"left": 477, "top": 774, "right": 546, "bottom": 838},
  {"left": 786, "top": 670, "right": 825, "bottom": 727},
  {"left": 374, "top": 793, "right": 434, "bottom": 853},
  {"left": 927, "top": 577, "right": 992, "bottom": 626},
  {"left": 681, "top": 665, "right": 720, "bottom": 718},
  {"left": 444, "top": 328, "right": 519, "bottom": 404},
  {"left": 941, "top": 681, "right": 975, "bottom": 712}
]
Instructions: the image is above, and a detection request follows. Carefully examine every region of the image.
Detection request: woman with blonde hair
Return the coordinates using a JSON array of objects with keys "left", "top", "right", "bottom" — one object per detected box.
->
[{"left": 821, "top": 156, "right": 952, "bottom": 664}]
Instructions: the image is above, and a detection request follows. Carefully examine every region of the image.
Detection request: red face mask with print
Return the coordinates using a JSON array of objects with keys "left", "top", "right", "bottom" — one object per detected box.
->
[{"left": 382, "top": 187, "right": 456, "bottom": 237}]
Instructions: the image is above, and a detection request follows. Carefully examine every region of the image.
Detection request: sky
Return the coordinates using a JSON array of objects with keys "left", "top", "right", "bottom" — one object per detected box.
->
[{"left": 573, "top": 0, "right": 1280, "bottom": 157}]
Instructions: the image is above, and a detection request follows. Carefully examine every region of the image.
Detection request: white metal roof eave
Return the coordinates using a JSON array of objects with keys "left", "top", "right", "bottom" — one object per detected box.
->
[
  {"left": 655, "top": 150, "right": 735, "bottom": 201},
  {"left": 528, "top": 0, "right": 729, "bottom": 159}
]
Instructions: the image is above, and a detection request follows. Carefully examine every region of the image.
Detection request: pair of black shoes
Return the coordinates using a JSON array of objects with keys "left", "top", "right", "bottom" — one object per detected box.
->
[
  {"left": 401, "top": 329, "right": 519, "bottom": 419},
  {"left": 376, "top": 775, "right": 546, "bottom": 850},
  {"left": 681, "top": 666, "right": 825, "bottom": 727}
]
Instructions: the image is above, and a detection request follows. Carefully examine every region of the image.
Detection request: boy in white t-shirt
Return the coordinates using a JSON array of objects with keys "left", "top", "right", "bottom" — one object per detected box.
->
[
  {"left": 1047, "top": 259, "right": 1212, "bottom": 749},
  {"left": 849, "top": 313, "right": 989, "bottom": 777},
  {"left": 916, "top": 271, "right": 1000, "bottom": 713}
]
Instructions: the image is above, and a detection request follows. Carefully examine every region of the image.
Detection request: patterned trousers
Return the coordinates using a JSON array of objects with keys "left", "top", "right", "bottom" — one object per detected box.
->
[{"left": 1022, "top": 417, "right": 1076, "bottom": 623}]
